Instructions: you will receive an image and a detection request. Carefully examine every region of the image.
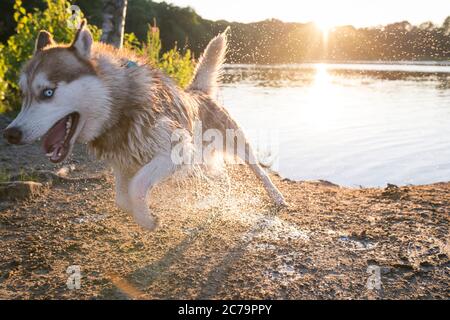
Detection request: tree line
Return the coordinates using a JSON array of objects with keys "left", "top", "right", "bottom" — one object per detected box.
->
[{"left": 1, "top": 0, "right": 449, "bottom": 63}]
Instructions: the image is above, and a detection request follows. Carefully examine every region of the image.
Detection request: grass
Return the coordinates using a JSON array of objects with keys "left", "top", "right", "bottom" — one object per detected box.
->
[
  {"left": 0, "top": 168, "right": 39, "bottom": 183},
  {"left": 17, "top": 169, "right": 39, "bottom": 182},
  {"left": 0, "top": 168, "right": 10, "bottom": 183}
]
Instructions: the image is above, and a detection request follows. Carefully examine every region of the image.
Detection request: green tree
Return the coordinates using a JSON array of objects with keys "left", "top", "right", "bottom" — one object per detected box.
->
[
  {"left": 0, "top": 0, "right": 195, "bottom": 113},
  {"left": 443, "top": 16, "right": 450, "bottom": 35},
  {"left": 100, "top": 0, "right": 128, "bottom": 48}
]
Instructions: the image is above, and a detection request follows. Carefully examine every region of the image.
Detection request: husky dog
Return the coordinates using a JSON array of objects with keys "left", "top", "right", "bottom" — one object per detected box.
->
[{"left": 3, "top": 21, "right": 286, "bottom": 230}]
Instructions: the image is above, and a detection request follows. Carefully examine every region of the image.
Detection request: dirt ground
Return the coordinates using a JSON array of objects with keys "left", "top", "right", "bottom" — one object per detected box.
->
[{"left": 0, "top": 116, "right": 448, "bottom": 300}]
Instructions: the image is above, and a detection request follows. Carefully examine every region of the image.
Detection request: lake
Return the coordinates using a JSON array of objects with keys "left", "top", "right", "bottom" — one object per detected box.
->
[{"left": 219, "top": 63, "right": 450, "bottom": 187}]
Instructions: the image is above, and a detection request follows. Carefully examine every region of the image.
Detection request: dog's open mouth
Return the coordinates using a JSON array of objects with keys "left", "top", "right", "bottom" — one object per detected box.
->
[{"left": 42, "top": 112, "right": 79, "bottom": 163}]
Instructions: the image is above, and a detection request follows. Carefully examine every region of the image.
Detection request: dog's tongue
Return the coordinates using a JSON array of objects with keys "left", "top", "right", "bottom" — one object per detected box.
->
[
  {"left": 42, "top": 116, "right": 68, "bottom": 163},
  {"left": 49, "top": 144, "right": 65, "bottom": 163}
]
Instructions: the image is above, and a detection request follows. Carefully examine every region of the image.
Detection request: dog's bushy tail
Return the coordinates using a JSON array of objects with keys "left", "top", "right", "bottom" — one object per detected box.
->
[{"left": 188, "top": 27, "right": 230, "bottom": 97}]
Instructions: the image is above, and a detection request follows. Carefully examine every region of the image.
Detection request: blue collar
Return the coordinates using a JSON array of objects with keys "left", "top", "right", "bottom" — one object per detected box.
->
[{"left": 124, "top": 60, "right": 138, "bottom": 69}]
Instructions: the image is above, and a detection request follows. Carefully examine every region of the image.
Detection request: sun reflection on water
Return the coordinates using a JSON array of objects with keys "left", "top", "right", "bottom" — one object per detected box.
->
[{"left": 303, "top": 64, "right": 339, "bottom": 129}]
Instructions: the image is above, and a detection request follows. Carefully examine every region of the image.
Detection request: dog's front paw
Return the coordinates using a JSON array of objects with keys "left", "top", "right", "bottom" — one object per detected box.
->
[
  {"left": 270, "top": 192, "right": 288, "bottom": 208},
  {"left": 134, "top": 216, "right": 159, "bottom": 231},
  {"left": 275, "top": 198, "right": 288, "bottom": 209},
  {"left": 116, "top": 199, "right": 133, "bottom": 214}
]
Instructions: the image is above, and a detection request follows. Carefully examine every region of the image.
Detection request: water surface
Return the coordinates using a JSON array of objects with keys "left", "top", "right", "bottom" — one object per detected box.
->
[{"left": 220, "top": 63, "right": 450, "bottom": 187}]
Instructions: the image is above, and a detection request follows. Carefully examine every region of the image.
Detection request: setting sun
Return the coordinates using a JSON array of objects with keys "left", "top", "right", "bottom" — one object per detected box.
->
[{"left": 314, "top": 18, "right": 333, "bottom": 42}]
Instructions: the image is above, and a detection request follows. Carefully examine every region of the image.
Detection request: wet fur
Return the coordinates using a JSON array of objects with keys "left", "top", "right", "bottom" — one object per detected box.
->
[{"left": 6, "top": 22, "right": 286, "bottom": 230}]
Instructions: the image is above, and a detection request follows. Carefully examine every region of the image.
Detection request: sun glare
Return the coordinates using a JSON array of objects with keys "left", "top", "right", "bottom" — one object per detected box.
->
[
  {"left": 314, "top": 17, "right": 333, "bottom": 42},
  {"left": 302, "top": 64, "right": 338, "bottom": 129}
]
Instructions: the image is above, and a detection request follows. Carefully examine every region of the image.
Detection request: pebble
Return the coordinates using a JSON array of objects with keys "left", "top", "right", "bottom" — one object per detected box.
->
[{"left": 0, "top": 181, "right": 45, "bottom": 201}]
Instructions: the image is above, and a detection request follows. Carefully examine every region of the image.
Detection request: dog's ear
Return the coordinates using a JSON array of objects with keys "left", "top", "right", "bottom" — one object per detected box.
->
[
  {"left": 34, "top": 30, "right": 55, "bottom": 53},
  {"left": 71, "top": 19, "right": 93, "bottom": 59}
]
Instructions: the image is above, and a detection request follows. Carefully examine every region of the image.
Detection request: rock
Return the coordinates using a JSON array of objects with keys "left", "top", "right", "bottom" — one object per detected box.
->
[
  {"left": 310, "top": 180, "right": 340, "bottom": 188},
  {"left": 419, "top": 261, "right": 434, "bottom": 272},
  {"left": 382, "top": 183, "right": 406, "bottom": 200},
  {"left": 56, "top": 165, "right": 76, "bottom": 177},
  {"left": 0, "top": 181, "right": 45, "bottom": 201},
  {"left": 386, "top": 183, "right": 399, "bottom": 190},
  {"left": 0, "top": 115, "right": 11, "bottom": 130},
  {"left": 318, "top": 180, "right": 340, "bottom": 187},
  {"left": 437, "top": 253, "right": 448, "bottom": 260}
]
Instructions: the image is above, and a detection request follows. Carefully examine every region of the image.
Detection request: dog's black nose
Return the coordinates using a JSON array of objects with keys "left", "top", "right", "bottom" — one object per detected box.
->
[{"left": 3, "top": 127, "right": 23, "bottom": 144}]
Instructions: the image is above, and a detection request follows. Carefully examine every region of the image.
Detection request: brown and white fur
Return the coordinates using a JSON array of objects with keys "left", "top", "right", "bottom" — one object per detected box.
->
[{"left": 3, "top": 21, "right": 287, "bottom": 230}]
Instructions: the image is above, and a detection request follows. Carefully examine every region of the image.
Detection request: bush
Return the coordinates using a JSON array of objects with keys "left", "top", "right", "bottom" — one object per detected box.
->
[
  {"left": 139, "top": 23, "right": 195, "bottom": 88},
  {"left": 0, "top": 44, "right": 8, "bottom": 113},
  {"left": 125, "top": 22, "right": 195, "bottom": 88},
  {"left": 0, "top": 0, "right": 195, "bottom": 114}
]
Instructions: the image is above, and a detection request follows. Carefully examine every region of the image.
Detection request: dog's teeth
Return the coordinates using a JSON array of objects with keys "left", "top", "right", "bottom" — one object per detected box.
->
[
  {"left": 64, "top": 118, "right": 72, "bottom": 141},
  {"left": 46, "top": 152, "right": 53, "bottom": 157}
]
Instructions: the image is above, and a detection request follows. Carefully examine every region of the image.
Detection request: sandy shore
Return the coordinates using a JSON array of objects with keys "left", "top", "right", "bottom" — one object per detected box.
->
[{"left": 0, "top": 116, "right": 448, "bottom": 299}]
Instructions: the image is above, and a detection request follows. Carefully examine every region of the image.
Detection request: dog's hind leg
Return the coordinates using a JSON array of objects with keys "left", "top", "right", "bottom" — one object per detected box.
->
[
  {"left": 128, "top": 154, "right": 176, "bottom": 231},
  {"left": 113, "top": 168, "right": 133, "bottom": 214},
  {"left": 239, "top": 140, "right": 287, "bottom": 207},
  {"left": 200, "top": 102, "right": 287, "bottom": 207}
]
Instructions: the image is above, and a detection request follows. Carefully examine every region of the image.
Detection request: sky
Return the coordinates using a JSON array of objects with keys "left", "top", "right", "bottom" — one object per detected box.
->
[{"left": 156, "top": 0, "right": 450, "bottom": 28}]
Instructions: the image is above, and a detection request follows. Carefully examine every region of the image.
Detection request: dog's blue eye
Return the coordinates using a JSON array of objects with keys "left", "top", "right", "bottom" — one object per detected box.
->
[{"left": 43, "top": 89, "right": 54, "bottom": 98}]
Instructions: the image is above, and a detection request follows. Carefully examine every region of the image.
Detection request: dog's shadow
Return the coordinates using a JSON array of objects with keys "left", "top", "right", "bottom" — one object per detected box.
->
[
  {"left": 97, "top": 168, "right": 287, "bottom": 299},
  {"left": 98, "top": 206, "right": 281, "bottom": 300}
]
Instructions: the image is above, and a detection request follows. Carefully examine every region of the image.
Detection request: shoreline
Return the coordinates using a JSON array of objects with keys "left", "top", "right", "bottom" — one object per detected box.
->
[{"left": 2, "top": 115, "right": 447, "bottom": 191}]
